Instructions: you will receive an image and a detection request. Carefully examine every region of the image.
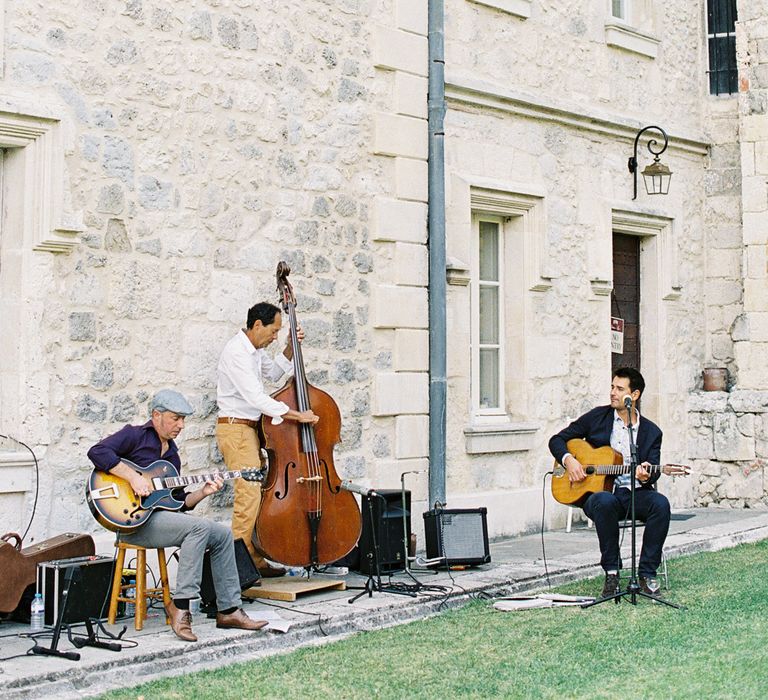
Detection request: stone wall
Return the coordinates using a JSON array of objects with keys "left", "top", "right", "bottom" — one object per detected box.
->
[
  {"left": 440, "top": 0, "right": 712, "bottom": 534},
  {"left": 733, "top": 1, "right": 768, "bottom": 390},
  {"left": 688, "top": 390, "right": 768, "bottom": 507},
  {"left": 0, "top": 0, "right": 392, "bottom": 541},
  {"left": 1, "top": 1, "right": 765, "bottom": 545}
]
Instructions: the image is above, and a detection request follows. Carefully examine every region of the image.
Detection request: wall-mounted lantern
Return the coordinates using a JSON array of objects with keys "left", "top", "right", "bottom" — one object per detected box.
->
[{"left": 628, "top": 125, "right": 672, "bottom": 200}]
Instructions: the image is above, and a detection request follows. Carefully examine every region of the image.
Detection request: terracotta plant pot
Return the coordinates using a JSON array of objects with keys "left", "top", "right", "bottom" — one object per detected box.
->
[{"left": 702, "top": 367, "right": 728, "bottom": 392}]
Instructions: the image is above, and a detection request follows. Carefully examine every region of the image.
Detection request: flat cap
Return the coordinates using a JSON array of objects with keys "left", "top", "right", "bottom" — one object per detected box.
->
[{"left": 149, "top": 389, "right": 194, "bottom": 416}]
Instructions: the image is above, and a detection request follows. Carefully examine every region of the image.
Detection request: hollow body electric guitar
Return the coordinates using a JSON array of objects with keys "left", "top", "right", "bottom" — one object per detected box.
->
[
  {"left": 87, "top": 458, "right": 264, "bottom": 533},
  {"left": 551, "top": 439, "right": 690, "bottom": 508}
]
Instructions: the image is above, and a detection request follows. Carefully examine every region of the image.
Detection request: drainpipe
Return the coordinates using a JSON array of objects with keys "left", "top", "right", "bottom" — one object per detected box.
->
[{"left": 427, "top": 0, "right": 447, "bottom": 508}]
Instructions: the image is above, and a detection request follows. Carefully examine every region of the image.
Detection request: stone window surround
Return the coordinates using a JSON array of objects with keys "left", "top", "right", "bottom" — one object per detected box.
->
[
  {"left": 605, "top": 0, "right": 661, "bottom": 59},
  {"left": 0, "top": 95, "right": 81, "bottom": 505},
  {"left": 0, "top": 448, "right": 35, "bottom": 499},
  {"left": 0, "top": 96, "right": 82, "bottom": 253},
  {"left": 457, "top": 180, "right": 550, "bottom": 454},
  {"left": 467, "top": 0, "right": 532, "bottom": 20},
  {"left": 465, "top": 0, "right": 659, "bottom": 58}
]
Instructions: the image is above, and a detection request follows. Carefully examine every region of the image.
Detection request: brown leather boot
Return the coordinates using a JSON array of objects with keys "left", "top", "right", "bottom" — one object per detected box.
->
[
  {"left": 216, "top": 608, "right": 268, "bottom": 631},
  {"left": 165, "top": 601, "right": 197, "bottom": 642}
]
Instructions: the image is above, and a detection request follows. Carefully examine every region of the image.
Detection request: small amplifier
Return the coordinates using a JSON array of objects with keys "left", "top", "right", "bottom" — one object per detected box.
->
[
  {"left": 423, "top": 508, "right": 491, "bottom": 567},
  {"left": 37, "top": 555, "right": 114, "bottom": 626}
]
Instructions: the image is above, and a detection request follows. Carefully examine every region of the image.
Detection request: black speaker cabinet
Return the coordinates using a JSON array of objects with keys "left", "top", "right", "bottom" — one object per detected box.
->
[
  {"left": 357, "top": 489, "right": 410, "bottom": 575},
  {"left": 200, "top": 538, "right": 260, "bottom": 609},
  {"left": 37, "top": 555, "right": 114, "bottom": 626},
  {"left": 423, "top": 508, "right": 491, "bottom": 567}
]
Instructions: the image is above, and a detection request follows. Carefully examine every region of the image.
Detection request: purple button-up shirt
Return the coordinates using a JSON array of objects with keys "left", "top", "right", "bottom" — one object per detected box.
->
[{"left": 87, "top": 421, "right": 181, "bottom": 473}]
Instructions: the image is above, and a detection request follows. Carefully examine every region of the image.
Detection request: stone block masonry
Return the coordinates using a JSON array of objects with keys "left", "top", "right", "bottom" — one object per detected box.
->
[
  {"left": 688, "top": 391, "right": 768, "bottom": 508},
  {"left": 0, "top": 0, "right": 389, "bottom": 538}
]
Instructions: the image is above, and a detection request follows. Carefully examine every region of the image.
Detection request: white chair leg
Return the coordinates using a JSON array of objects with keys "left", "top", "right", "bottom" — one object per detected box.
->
[{"left": 566, "top": 507, "right": 573, "bottom": 533}]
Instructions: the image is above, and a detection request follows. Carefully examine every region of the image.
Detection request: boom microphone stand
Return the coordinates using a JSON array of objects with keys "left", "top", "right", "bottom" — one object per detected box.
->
[{"left": 583, "top": 396, "right": 679, "bottom": 609}]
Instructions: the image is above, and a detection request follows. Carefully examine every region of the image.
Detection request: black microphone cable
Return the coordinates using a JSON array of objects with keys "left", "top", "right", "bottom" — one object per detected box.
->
[
  {"left": 0, "top": 434, "right": 40, "bottom": 543},
  {"left": 540, "top": 469, "right": 555, "bottom": 589}
]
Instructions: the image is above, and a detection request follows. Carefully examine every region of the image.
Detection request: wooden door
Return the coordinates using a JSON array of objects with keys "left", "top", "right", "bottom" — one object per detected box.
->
[{"left": 612, "top": 233, "right": 640, "bottom": 374}]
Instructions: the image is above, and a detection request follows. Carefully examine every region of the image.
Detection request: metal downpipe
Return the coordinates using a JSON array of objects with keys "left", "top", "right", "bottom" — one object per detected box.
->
[{"left": 427, "top": 0, "right": 447, "bottom": 508}]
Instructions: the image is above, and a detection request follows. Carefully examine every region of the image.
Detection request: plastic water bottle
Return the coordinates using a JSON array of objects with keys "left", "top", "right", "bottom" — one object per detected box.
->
[
  {"left": 286, "top": 567, "right": 305, "bottom": 577},
  {"left": 30, "top": 593, "right": 45, "bottom": 632}
]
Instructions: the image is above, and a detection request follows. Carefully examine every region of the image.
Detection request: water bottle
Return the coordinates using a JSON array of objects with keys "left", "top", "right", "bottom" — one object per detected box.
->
[
  {"left": 286, "top": 567, "right": 305, "bottom": 577},
  {"left": 122, "top": 569, "right": 136, "bottom": 617},
  {"left": 30, "top": 593, "right": 45, "bottom": 632}
]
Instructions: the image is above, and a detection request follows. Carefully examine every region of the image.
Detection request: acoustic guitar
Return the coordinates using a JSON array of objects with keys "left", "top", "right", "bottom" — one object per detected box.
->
[
  {"left": 86, "top": 458, "right": 264, "bottom": 533},
  {"left": 551, "top": 439, "right": 690, "bottom": 507}
]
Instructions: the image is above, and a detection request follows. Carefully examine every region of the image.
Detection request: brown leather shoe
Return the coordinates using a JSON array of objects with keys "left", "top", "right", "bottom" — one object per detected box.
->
[
  {"left": 165, "top": 601, "right": 197, "bottom": 642},
  {"left": 257, "top": 563, "right": 286, "bottom": 578},
  {"left": 216, "top": 608, "right": 268, "bottom": 631}
]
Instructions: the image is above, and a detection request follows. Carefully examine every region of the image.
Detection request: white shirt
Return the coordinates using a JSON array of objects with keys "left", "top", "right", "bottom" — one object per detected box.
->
[
  {"left": 611, "top": 409, "right": 642, "bottom": 489},
  {"left": 216, "top": 330, "right": 294, "bottom": 424}
]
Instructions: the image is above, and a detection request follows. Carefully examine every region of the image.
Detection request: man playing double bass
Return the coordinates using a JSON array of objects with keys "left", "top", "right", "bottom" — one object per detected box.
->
[
  {"left": 216, "top": 302, "right": 319, "bottom": 576},
  {"left": 548, "top": 367, "right": 671, "bottom": 599}
]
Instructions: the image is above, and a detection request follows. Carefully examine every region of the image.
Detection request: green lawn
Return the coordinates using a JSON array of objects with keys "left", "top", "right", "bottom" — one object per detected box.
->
[{"left": 100, "top": 540, "right": 768, "bottom": 699}]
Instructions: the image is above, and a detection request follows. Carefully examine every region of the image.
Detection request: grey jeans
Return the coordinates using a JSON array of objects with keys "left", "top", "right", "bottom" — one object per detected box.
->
[{"left": 120, "top": 510, "right": 241, "bottom": 610}]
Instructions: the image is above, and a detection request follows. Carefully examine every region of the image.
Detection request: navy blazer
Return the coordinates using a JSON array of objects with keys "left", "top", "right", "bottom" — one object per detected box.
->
[{"left": 548, "top": 405, "right": 663, "bottom": 489}]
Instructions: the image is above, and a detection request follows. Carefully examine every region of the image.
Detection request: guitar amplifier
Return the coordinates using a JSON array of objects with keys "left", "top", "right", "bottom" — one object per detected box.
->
[
  {"left": 423, "top": 508, "right": 491, "bottom": 567},
  {"left": 37, "top": 555, "right": 114, "bottom": 626}
]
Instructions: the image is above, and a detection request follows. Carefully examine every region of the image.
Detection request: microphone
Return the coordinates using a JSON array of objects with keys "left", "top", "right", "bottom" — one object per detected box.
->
[
  {"left": 340, "top": 480, "right": 379, "bottom": 498},
  {"left": 623, "top": 395, "right": 633, "bottom": 409}
]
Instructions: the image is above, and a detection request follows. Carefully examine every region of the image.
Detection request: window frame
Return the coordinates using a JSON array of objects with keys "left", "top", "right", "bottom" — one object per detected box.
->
[
  {"left": 706, "top": 0, "right": 738, "bottom": 96},
  {"left": 471, "top": 213, "right": 507, "bottom": 420}
]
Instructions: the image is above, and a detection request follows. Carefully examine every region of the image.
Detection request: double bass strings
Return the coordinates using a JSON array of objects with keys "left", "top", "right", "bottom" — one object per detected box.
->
[{"left": 287, "top": 298, "right": 323, "bottom": 515}]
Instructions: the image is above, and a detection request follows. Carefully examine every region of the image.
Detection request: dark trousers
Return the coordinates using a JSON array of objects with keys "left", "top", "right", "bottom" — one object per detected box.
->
[{"left": 582, "top": 487, "right": 671, "bottom": 577}]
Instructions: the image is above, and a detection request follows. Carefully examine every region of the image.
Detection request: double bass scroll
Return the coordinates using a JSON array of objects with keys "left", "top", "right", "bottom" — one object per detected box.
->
[{"left": 253, "top": 262, "right": 362, "bottom": 568}]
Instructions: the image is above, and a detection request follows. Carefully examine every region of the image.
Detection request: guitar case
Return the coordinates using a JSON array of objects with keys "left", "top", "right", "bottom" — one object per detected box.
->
[{"left": 0, "top": 531, "right": 96, "bottom": 614}]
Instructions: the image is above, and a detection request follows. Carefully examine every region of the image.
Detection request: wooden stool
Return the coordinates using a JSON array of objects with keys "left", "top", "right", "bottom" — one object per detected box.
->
[{"left": 107, "top": 542, "right": 172, "bottom": 630}]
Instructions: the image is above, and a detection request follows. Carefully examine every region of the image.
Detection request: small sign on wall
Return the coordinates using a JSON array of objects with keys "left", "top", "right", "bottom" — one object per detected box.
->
[{"left": 611, "top": 317, "right": 624, "bottom": 354}]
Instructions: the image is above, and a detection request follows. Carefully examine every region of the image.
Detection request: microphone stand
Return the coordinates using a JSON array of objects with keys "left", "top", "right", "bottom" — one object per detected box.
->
[{"left": 583, "top": 398, "right": 679, "bottom": 609}]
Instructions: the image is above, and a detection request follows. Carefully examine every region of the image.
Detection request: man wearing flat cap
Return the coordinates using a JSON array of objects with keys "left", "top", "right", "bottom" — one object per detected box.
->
[{"left": 87, "top": 389, "right": 266, "bottom": 642}]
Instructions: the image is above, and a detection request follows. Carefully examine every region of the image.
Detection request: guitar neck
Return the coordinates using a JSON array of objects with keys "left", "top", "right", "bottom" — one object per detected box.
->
[
  {"left": 159, "top": 470, "right": 247, "bottom": 489},
  {"left": 592, "top": 464, "right": 662, "bottom": 475}
]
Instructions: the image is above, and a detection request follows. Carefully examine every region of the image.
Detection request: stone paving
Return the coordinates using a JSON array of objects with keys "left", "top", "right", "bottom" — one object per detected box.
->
[{"left": 1, "top": 507, "right": 767, "bottom": 699}]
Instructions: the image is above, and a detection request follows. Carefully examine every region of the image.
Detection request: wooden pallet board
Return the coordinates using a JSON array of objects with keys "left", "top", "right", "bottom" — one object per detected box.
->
[{"left": 242, "top": 578, "right": 346, "bottom": 602}]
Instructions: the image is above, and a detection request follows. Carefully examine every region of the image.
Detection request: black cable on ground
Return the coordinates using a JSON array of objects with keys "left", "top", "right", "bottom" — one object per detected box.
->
[{"left": 540, "top": 469, "right": 555, "bottom": 589}]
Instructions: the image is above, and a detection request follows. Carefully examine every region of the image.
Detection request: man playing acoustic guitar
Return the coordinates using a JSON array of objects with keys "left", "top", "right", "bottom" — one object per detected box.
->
[
  {"left": 549, "top": 367, "right": 670, "bottom": 599},
  {"left": 87, "top": 389, "right": 267, "bottom": 642}
]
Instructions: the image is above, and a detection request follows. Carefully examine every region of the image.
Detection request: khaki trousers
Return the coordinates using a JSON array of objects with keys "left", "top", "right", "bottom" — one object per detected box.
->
[{"left": 215, "top": 422, "right": 266, "bottom": 567}]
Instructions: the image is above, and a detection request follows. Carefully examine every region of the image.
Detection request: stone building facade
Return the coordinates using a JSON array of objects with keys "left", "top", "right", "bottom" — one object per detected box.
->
[{"left": 0, "top": 1, "right": 765, "bottom": 549}]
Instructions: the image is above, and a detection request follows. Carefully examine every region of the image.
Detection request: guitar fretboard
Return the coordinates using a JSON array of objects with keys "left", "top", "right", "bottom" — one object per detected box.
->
[
  {"left": 588, "top": 464, "right": 663, "bottom": 475},
  {"left": 160, "top": 470, "right": 250, "bottom": 488}
]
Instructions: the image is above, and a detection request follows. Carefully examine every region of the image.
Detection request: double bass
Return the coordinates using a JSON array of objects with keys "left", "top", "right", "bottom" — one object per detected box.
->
[{"left": 254, "top": 262, "right": 362, "bottom": 567}]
